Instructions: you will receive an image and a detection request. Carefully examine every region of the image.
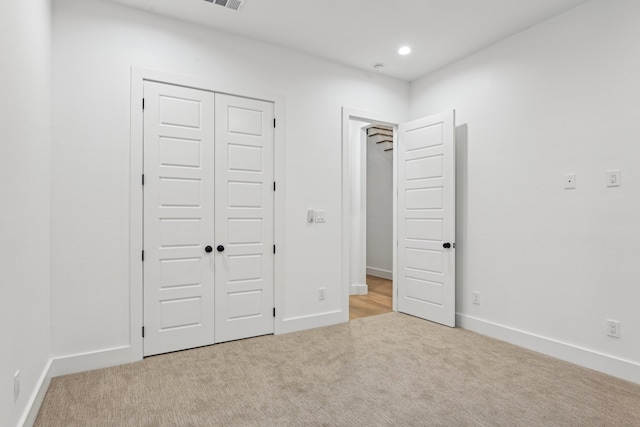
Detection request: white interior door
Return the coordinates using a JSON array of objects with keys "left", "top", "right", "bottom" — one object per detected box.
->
[
  {"left": 143, "top": 81, "right": 216, "bottom": 356},
  {"left": 397, "top": 111, "right": 456, "bottom": 327},
  {"left": 214, "top": 94, "right": 275, "bottom": 343}
]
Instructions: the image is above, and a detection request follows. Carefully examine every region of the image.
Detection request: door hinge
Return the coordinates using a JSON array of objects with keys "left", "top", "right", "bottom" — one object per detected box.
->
[
  {"left": 273, "top": 182, "right": 276, "bottom": 191},
  {"left": 273, "top": 308, "right": 276, "bottom": 317},
  {"left": 142, "top": 250, "right": 144, "bottom": 261},
  {"left": 142, "top": 326, "right": 145, "bottom": 338},
  {"left": 273, "top": 118, "right": 276, "bottom": 128},
  {"left": 273, "top": 245, "right": 276, "bottom": 254},
  {"left": 142, "top": 98, "right": 145, "bottom": 110},
  {"left": 142, "top": 174, "right": 145, "bottom": 186}
]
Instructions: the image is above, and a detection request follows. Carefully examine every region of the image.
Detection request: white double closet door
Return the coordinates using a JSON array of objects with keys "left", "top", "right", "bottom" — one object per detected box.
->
[{"left": 143, "top": 81, "right": 274, "bottom": 357}]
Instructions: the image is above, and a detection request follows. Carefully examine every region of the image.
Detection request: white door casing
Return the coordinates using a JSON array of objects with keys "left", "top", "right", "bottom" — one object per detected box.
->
[
  {"left": 397, "top": 110, "right": 456, "bottom": 327},
  {"left": 214, "top": 94, "right": 275, "bottom": 343},
  {"left": 143, "top": 81, "right": 216, "bottom": 356}
]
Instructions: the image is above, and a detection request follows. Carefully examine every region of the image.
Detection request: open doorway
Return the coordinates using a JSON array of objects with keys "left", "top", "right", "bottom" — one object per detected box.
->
[
  {"left": 345, "top": 115, "right": 397, "bottom": 320},
  {"left": 342, "top": 107, "right": 457, "bottom": 327},
  {"left": 350, "top": 125, "right": 394, "bottom": 320}
]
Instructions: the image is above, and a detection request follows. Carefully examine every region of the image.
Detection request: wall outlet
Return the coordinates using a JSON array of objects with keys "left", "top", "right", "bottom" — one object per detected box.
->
[
  {"left": 607, "top": 319, "right": 620, "bottom": 338},
  {"left": 314, "top": 210, "right": 326, "bottom": 223},
  {"left": 14, "top": 371, "right": 20, "bottom": 402},
  {"left": 472, "top": 291, "right": 480, "bottom": 305},
  {"left": 318, "top": 287, "right": 326, "bottom": 301}
]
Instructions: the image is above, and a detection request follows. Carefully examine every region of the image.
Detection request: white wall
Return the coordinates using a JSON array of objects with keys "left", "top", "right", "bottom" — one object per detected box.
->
[
  {"left": 366, "top": 132, "right": 393, "bottom": 277},
  {"left": 51, "top": 0, "right": 408, "bottom": 359},
  {"left": 0, "top": 0, "right": 52, "bottom": 425},
  {"left": 410, "top": 0, "right": 640, "bottom": 380}
]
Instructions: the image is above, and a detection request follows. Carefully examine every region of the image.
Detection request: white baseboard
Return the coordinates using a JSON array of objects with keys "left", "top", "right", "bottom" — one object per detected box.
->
[
  {"left": 366, "top": 267, "right": 392, "bottom": 280},
  {"left": 19, "top": 359, "right": 52, "bottom": 427},
  {"left": 350, "top": 283, "right": 368, "bottom": 295},
  {"left": 51, "top": 346, "right": 137, "bottom": 378},
  {"left": 457, "top": 313, "right": 640, "bottom": 385},
  {"left": 278, "top": 310, "right": 345, "bottom": 335},
  {"left": 20, "top": 346, "right": 139, "bottom": 426}
]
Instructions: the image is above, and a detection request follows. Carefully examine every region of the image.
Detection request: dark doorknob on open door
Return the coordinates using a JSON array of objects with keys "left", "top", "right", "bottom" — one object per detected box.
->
[
  {"left": 217, "top": 245, "right": 225, "bottom": 252},
  {"left": 205, "top": 246, "right": 213, "bottom": 253},
  {"left": 443, "top": 242, "right": 451, "bottom": 249}
]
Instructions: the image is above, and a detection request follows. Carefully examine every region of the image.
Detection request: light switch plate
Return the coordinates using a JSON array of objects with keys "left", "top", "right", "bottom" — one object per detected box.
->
[
  {"left": 606, "top": 169, "right": 621, "bottom": 187},
  {"left": 564, "top": 173, "right": 576, "bottom": 189}
]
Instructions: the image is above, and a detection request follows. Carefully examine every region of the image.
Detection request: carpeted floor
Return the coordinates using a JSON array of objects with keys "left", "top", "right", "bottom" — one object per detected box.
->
[{"left": 35, "top": 313, "right": 640, "bottom": 426}]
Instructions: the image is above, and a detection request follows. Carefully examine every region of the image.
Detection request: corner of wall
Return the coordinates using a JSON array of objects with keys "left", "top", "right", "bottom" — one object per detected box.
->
[{"left": 19, "top": 359, "right": 53, "bottom": 427}]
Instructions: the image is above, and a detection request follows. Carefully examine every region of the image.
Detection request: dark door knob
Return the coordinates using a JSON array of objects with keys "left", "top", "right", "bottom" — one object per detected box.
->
[
  {"left": 217, "top": 245, "right": 225, "bottom": 252},
  {"left": 443, "top": 242, "right": 451, "bottom": 249},
  {"left": 205, "top": 246, "right": 213, "bottom": 253}
]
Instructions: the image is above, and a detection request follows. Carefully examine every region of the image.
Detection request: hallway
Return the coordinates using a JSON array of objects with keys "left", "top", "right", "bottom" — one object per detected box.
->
[{"left": 349, "top": 275, "right": 392, "bottom": 320}]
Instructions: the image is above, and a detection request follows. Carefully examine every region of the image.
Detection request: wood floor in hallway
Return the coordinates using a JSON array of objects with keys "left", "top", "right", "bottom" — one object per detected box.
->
[{"left": 349, "top": 275, "right": 392, "bottom": 320}]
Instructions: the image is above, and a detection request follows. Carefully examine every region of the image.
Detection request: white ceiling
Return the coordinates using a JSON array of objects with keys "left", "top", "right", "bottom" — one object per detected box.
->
[{"left": 107, "top": 0, "right": 589, "bottom": 82}]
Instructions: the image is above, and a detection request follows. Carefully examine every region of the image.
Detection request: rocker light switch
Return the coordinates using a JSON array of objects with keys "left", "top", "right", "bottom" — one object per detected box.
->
[{"left": 606, "top": 170, "right": 621, "bottom": 187}]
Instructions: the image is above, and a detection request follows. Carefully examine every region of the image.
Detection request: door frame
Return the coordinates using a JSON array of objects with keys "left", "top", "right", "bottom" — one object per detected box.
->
[
  {"left": 341, "top": 108, "right": 403, "bottom": 319},
  {"left": 130, "top": 67, "right": 286, "bottom": 359}
]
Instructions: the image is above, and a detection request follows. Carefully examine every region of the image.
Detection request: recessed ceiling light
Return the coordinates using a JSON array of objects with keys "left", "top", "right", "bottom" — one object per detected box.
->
[{"left": 398, "top": 46, "right": 411, "bottom": 55}]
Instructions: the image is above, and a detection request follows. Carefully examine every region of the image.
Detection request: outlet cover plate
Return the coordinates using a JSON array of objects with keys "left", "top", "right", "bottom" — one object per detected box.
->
[
  {"left": 607, "top": 319, "right": 620, "bottom": 338},
  {"left": 472, "top": 291, "right": 480, "bottom": 305}
]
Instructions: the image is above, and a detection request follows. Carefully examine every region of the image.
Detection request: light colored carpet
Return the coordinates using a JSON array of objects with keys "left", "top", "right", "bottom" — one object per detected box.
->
[{"left": 35, "top": 313, "right": 640, "bottom": 426}]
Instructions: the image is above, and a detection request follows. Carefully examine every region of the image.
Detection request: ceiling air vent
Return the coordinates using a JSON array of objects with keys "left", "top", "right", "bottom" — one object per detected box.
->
[{"left": 204, "top": 0, "right": 247, "bottom": 12}]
